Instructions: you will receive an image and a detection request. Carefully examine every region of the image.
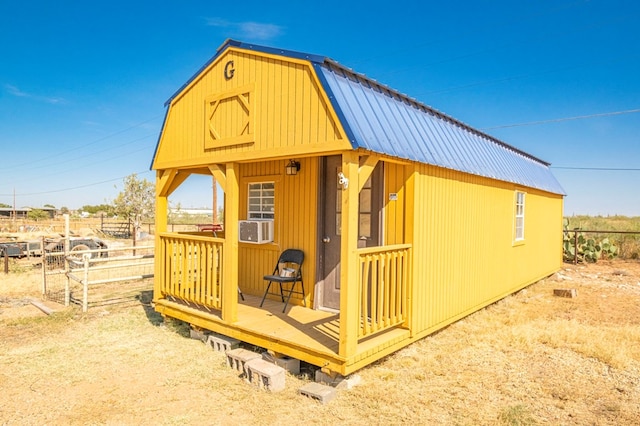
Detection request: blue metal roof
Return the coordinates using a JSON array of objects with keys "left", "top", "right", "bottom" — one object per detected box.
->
[
  {"left": 316, "top": 61, "right": 565, "bottom": 195},
  {"left": 160, "top": 40, "right": 565, "bottom": 195}
]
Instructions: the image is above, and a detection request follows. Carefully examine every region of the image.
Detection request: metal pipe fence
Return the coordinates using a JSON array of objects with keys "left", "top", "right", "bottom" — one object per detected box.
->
[
  {"left": 563, "top": 229, "right": 640, "bottom": 264},
  {"left": 43, "top": 244, "right": 154, "bottom": 312}
]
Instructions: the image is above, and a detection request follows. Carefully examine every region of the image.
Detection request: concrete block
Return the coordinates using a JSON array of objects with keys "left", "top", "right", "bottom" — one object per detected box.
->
[
  {"left": 262, "top": 352, "right": 300, "bottom": 375},
  {"left": 299, "top": 382, "right": 337, "bottom": 404},
  {"left": 206, "top": 333, "right": 241, "bottom": 352},
  {"left": 225, "top": 348, "right": 262, "bottom": 375},
  {"left": 189, "top": 328, "right": 209, "bottom": 342},
  {"left": 315, "top": 370, "right": 362, "bottom": 390},
  {"left": 246, "top": 358, "right": 286, "bottom": 392},
  {"left": 554, "top": 288, "right": 577, "bottom": 298}
]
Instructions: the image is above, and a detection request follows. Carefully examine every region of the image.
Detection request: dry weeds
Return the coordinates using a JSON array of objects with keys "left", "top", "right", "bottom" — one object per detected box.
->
[{"left": 1, "top": 260, "right": 639, "bottom": 425}]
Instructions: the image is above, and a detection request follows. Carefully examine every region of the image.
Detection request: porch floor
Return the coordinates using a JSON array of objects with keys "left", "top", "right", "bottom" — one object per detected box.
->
[
  {"left": 156, "top": 293, "right": 411, "bottom": 374},
  {"left": 235, "top": 294, "right": 340, "bottom": 356}
]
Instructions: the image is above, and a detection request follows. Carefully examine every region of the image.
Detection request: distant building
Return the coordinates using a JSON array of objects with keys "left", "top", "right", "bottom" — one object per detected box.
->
[
  {"left": 0, "top": 207, "right": 57, "bottom": 219},
  {"left": 169, "top": 208, "right": 214, "bottom": 216}
]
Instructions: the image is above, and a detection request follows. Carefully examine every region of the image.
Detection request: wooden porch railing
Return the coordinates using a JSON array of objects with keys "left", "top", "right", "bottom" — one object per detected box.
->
[
  {"left": 357, "top": 244, "right": 411, "bottom": 338},
  {"left": 159, "top": 233, "right": 224, "bottom": 310}
]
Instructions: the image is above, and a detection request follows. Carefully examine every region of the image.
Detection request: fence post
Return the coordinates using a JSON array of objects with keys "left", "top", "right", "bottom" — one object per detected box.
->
[
  {"left": 573, "top": 231, "right": 578, "bottom": 264},
  {"left": 83, "top": 254, "right": 90, "bottom": 313},
  {"left": 3, "top": 249, "right": 8, "bottom": 274},
  {"left": 41, "top": 236, "right": 46, "bottom": 296},
  {"left": 64, "top": 214, "right": 71, "bottom": 306}
]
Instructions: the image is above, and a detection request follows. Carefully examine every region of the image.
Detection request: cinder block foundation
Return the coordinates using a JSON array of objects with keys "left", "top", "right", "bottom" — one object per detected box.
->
[
  {"left": 207, "top": 333, "right": 241, "bottom": 352},
  {"left": 262, "top": 352, "right": 300, "bottom": 375},
  {"left": 225, "top": 348, "right": 262, "bottom": 376},
  {"left": 315, "top": 370, "right": 362, "bottom": 390},
  {"left": 246, "top": 359, "right": 286, "bottom": 392},
  {"left": 189, "top": 328, "right": 209, "bottom": 342}
]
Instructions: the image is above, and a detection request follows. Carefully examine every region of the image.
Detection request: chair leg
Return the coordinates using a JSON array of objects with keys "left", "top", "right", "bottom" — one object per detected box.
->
[
  {"left": 278, "top": 283, "right": 285, "bottom": 302},
  {"left": 282, "top": 284, "right": 293, "bottom": 313},
  {"left": 282, "top": 280, "right": 305, "bottom": 313},
  {"left": 260, "top": 281, "right": 273, "bottom": 307}
]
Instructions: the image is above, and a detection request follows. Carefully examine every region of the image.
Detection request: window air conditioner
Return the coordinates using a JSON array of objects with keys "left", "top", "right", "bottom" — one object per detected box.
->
[{"left": 238, "top": 220, "right": 274, "bottom": 244}]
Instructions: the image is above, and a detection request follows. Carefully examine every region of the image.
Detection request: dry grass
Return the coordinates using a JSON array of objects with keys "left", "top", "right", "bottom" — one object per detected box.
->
[{"left": 1, "top": 260, "right": 640, "bottom": 425}]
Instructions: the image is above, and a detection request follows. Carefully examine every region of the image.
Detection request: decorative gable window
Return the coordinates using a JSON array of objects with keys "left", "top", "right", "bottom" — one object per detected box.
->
[
  {"left": 204, "top": 84, "right": 255, "bottom": 150},
  {"left": 248, "top": 182, "right": 275, "bottom": 220},
  {"left": 514, "top": 191, "right": 526, "bottom": 241}
]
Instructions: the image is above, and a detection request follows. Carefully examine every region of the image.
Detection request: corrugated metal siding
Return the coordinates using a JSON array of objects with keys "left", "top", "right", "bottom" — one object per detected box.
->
[
  {"left": 411, "top": 163, "right": 563, "bottom": 333},
  {"left": 318, "top": 63, "right": 565, "bottom": 195}
]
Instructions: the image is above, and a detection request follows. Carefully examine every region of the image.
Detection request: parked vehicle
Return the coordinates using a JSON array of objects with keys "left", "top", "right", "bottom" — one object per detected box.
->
[
  {"left": 15, "top": 240, "right": 44, "bottom": 257},
  {"left": 0, "top": 242, "right": 24, "bottom": 258},
  {"left": 44, "top": 237, "right": 108, "bottom": 257},
  {"left": 44, "top": 237, "right": 108, "bottom": 268}
]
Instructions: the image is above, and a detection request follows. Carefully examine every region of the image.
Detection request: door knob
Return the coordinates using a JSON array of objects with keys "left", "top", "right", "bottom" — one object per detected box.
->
[{"left": 323, "top": 236, "right": 331, "bottom": 243}]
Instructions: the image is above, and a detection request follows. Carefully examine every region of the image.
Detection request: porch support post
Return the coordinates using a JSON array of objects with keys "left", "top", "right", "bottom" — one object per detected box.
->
[
  {"left": 404, "top": 166, "right": 416, "bottom": 337},
  {"left": 339, "top": 151, "right": 360, "bottom": 359},
  {"left": 154, "top": 169, "right": 169, "bottom": 304},
  {"left": 222, "top": 162, "right": 239, "bottom": 323}
]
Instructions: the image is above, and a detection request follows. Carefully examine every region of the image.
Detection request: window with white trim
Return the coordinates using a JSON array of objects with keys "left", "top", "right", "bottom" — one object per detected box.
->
[
  {"left": 248, "top": 182, "right": 274, "bottom": 219},
  {"left": 514, "top": 191, "right": 525, "bottom": 241}
]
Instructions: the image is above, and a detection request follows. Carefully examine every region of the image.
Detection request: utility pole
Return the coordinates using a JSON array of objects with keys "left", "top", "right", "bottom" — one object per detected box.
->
[
  {"left": 12, "top": 188, "right": 16, "bottom": 231},
  {"left": 212, "top": 176, "right": 218, "bottom": 224}
]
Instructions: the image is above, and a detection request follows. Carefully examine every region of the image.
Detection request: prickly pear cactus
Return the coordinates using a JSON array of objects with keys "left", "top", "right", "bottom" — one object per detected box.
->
[{"left": 563, "top": 219, "right": 618, "bottom": 263}]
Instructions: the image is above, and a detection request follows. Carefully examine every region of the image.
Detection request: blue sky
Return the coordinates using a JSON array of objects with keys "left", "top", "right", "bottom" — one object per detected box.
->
[{"left": 1, "top": 0, "right": 639, "bottom": 215}]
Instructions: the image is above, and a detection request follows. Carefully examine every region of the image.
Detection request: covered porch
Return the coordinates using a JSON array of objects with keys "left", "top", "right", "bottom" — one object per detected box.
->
[{"left": 153, "top": 231, "right": 412, "bottom": 375}]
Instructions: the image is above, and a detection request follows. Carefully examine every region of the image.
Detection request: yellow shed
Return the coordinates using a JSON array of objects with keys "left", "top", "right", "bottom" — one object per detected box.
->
[{"left": 151, "top": 39, "right": 565, "bottom": 376}]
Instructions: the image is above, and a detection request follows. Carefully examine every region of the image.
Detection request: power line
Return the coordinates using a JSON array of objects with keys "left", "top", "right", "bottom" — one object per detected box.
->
[
  {"left": 0, "top": 170, "right": 153, "bottom": 197},
  {"left": 481, "top": 108, "right": 640, "bottom": 130},
  {"left": 551, "top": 166, "right": 640, "bottom": 171},
  {"left": 0, "top": 114, "right": 163, "bottom": 171},
  {"left": 14, "top": 145, "right": 154, "bottom": 185},
  {"left": 419, "top": 52, "right": 639, "bottom": 98},
  {"left": 23, "top": 133, "right": 156, "bottom": 172}
]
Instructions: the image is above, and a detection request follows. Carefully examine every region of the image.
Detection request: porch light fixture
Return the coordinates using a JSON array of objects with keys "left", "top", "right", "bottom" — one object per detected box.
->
[
  {"left": 338, "top": 172, "right": 349, "bottom": 189},
  {"left": 285, "top": 160, "right": 300, "bottom": 176}
]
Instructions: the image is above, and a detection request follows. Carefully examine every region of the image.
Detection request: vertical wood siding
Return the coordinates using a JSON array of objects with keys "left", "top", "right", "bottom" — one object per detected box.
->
[
  {"left": 411, "top": 164, "right": 563, "bottom": 334},
  {"left": 236, "top": 158, "right": 318, "bottom": 306},
  {"left": 154, "top": 50, "right": 349, "bottom": 168}
]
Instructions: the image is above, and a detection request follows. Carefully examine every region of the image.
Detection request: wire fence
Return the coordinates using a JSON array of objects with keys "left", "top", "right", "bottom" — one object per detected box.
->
[{"left": 563, "top": 229, "right": 640, "bottom": 264}]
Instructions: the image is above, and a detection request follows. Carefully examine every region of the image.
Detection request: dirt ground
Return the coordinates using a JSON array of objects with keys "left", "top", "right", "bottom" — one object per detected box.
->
[{"left": 1, "top": 260, "right": 639, "bottom": 425}]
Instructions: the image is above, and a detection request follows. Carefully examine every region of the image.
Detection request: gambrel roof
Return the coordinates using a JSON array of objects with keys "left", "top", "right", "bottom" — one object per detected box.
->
[{"left": 162, "top": 39, "right": 565, "bottom": 195}]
